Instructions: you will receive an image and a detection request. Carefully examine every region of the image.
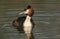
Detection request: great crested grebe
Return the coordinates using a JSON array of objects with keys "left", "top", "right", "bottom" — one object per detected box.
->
[{"left": 12, "top": 5, "right": 35, "bottom": 34}]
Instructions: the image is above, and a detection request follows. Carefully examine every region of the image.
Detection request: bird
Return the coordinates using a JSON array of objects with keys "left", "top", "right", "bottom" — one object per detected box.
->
[{"left": 12, "top": 5, "right": 35, "bottom": 34}]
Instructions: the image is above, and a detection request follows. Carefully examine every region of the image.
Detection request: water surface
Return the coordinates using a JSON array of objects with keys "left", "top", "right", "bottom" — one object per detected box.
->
[{"left": 0, "top": 0, "right": 60, "bottom": 39}]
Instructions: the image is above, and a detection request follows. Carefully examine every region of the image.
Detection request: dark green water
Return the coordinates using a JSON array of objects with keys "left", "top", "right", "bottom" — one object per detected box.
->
[{"left": 0, "top": 0, "right": 60, "bottom": 39}]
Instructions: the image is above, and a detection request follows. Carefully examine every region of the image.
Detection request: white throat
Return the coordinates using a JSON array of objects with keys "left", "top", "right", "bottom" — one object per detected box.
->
[
  {"left": 26, "top": 15, "right": 31, "bottom": 21},
  {"left": 23, "top": 15, "right": 32, "bottom": 26}
]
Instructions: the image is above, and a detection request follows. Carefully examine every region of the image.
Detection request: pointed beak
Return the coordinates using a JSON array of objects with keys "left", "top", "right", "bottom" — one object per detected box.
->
[
  {"left": 19, "top": 9, "right": 29, "bottom": 15},
  {"left": 19, "top": 11, "right": 25, "bottom": 15}
]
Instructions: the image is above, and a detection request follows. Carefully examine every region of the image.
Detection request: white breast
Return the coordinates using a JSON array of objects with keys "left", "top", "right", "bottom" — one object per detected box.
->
[{"left": 23, "top": 15, "right": 32, "bottom": 34}]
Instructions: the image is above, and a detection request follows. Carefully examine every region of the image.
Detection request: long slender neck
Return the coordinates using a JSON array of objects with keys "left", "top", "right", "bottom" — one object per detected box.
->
[{"left": 25, "top": 15, "right": 31, "bottom": 21}]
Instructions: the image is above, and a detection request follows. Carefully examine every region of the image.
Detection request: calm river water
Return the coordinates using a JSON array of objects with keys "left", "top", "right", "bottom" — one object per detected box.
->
[{"left": 0, "top": 0, "right": 60, "bottom": 39}]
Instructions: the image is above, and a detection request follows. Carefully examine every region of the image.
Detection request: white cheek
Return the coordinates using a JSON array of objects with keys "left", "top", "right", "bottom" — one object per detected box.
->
[{"left": 25, "top": 10, "right": 29, "bottom": 14}]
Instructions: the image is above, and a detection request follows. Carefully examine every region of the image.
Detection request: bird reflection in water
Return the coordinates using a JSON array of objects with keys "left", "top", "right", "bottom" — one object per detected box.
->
[{"left": 26, "top": 32, "right": 34, "bottom": 39}]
